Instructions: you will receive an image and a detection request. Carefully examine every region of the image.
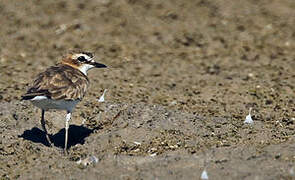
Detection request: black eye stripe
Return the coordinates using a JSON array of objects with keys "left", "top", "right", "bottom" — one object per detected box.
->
[{"left": 77, "top": 56, "right": 87, "bottom": 62}]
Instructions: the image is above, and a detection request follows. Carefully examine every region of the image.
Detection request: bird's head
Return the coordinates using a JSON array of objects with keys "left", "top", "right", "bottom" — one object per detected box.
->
[{"left": 61, "top": 51, "right": 107, "bottom": 75}]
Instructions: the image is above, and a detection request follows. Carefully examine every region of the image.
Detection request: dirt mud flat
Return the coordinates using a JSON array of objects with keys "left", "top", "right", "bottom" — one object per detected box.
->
[{"left": 1, "top": 0, "right": 295, "bottom": 179}]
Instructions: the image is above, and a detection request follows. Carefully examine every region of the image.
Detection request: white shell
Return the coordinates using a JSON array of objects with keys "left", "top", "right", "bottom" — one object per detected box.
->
[
  {"left": 244, "top": 114, "right": 253, "bottom": 124},
  {"left": 98, "top": 89, "right": 108, "bottom": 102},
  {"left": 201, "top": 170, "right": 209, "bottom": 179}
]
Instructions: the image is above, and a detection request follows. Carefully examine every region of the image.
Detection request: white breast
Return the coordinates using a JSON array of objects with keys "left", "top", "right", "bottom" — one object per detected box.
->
[{"left": 30, "top": 96, "right": 80, "bottom": 112}]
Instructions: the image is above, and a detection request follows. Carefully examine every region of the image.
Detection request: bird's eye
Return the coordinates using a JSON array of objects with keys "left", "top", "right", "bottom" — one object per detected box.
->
[{"left": 77, "top": 56, "right": 86, "bottom": 62}]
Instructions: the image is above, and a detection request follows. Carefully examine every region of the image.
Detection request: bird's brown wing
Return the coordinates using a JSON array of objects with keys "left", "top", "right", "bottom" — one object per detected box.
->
[{"left": 22, "top": 65, "right": 89, "bottom": 101}]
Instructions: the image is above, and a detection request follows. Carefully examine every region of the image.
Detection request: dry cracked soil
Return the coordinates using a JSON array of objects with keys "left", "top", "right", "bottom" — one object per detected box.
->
[{"left": 1, "top": 0, "right": 295, "bottom": 179}]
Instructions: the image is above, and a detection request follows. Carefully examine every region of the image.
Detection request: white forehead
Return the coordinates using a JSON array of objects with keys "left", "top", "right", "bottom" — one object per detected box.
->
[{"left": 72, "top": 53, "right": 92, "bottom": 61}]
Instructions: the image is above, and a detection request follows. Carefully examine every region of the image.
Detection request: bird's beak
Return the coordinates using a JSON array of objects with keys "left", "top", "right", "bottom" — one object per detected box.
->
[{"left": 91, "top": 62, "right": 107, "bottom": 68}]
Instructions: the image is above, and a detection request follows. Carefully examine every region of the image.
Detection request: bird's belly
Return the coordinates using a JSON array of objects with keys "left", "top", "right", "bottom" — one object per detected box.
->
[{"left": 31, "top": 99, "right": 80, "bottom": 112}]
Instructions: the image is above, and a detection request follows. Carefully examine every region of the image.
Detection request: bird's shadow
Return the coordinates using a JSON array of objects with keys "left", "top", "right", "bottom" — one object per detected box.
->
[{"left": 19, "top": 125, "right": 93, "bottom": 149}]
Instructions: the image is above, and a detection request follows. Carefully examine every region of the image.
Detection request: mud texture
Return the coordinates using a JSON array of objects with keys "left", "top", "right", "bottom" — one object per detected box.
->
[{"left": 1, "top": 0, "right": 295, "bottom": 179}]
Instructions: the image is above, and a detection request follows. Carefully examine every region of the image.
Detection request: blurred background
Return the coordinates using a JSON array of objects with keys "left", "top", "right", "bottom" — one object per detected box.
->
[
  {"left": 1, "top": 0, "right": 295, "bottom": 179},
  {"left": 1, "top": 0, "right": 294, "bottom": 115},
  {"left": 1, "top": 0, "right": 294, "bottom": 113}
]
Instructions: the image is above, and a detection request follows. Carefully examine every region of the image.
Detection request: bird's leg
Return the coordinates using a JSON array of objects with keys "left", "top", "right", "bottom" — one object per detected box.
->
[
  {"left": 64, "top": 111, "right": 71, "bottom": 153},
  {"left": 41, "top": 109, "right": 52, "bottom": 146}
]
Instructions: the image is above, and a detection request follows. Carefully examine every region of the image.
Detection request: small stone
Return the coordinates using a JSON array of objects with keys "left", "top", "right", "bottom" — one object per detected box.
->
[
  {"left": 247, "top": 73, "right": 254, "bottom": 78},
  {"left": 170, "top": 100, "right": 177, "bottom": 106},
  {"left": 76, "top": 155, "right": 99, "bottom": 166},
  {"left": 150, "top": 153, "right": 157, "bottom": 157}
]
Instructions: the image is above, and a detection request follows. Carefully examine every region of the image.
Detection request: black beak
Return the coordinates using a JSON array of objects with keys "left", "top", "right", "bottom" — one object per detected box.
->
[{"left": 92, "top": 62, "right": 107, "bottom": 68}]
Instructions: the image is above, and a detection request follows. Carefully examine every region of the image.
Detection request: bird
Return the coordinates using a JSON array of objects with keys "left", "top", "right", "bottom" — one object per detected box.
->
[{"left": 21, "top": 51, "right": 107, "bottom": 153}]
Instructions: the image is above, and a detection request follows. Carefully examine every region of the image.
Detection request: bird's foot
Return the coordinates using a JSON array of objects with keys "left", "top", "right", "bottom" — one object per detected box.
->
[{"left": 63, "top": 147, "right": 68, "bottom": 155}]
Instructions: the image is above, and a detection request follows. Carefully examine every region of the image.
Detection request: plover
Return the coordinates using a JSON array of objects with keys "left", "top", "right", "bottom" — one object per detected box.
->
[{"left": 21, "top": 51, "right": 107, "bottom": 153}]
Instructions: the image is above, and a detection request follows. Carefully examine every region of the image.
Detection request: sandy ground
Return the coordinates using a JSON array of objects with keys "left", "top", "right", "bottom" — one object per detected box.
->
[{"left": 1, "top": 0, "right": 295, "bottom": 179}]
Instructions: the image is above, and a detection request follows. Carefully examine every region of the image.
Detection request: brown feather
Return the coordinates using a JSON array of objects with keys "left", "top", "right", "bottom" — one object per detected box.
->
[{"left": 22, "top": 64, "right": 89, "bottom": 101}]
